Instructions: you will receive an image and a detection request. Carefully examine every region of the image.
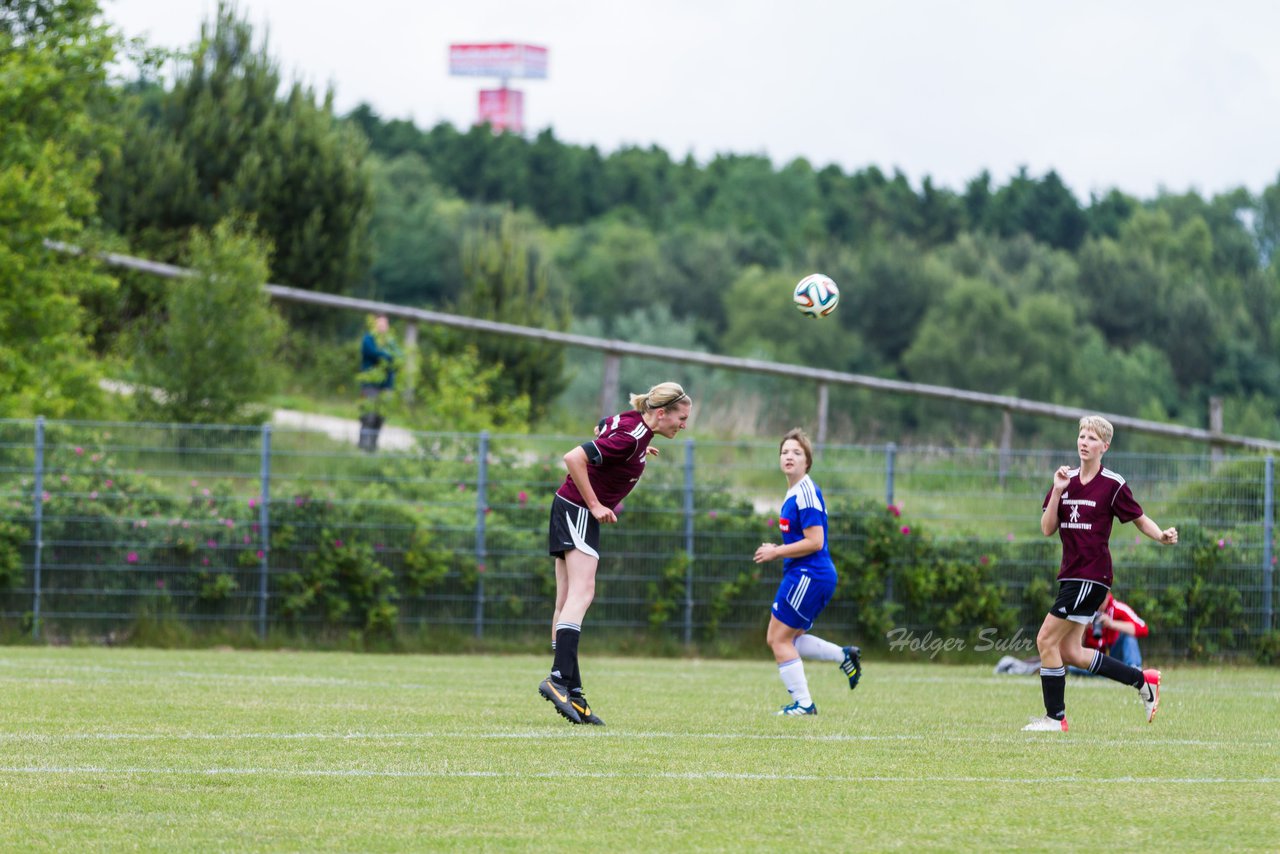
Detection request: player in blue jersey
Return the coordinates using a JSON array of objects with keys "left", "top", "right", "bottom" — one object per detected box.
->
[{"left": 753, "top": 428, "right": 862, "bottom": 716}]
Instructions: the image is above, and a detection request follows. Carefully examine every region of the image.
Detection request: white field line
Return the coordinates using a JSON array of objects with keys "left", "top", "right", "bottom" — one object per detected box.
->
[
  {"left": 1, "top": 666, "right": 1277, "bottom": 699},
  {"left": 3, "top": 674, "right": 1278, "bottom": 700},
  {"left": 0, "top": 730, "right": 1273, "bottom": 749},
  {"left": 0, "top": 765, "right": 1275, "bottom": 785}
]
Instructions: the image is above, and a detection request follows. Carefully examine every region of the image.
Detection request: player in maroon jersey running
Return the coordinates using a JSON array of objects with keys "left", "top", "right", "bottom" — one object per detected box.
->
[
  {"left": 1024, "top": 415, "right": 1177, "bottom": 732},
  {"left": 538, "top": 382, "right": 692, "bottom": 725}
]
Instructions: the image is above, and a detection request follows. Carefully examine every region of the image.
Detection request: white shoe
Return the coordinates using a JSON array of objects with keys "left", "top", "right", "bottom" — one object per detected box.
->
[
  {"left": 1022, "top": 715, "right": 1068, "bottom": 732},
  {"left": 1140, "top": 669, "right": 1161, "bottom": 723}
]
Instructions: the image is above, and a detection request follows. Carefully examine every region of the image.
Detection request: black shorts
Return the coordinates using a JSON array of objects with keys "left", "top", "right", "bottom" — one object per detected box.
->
[
  {"left": 1049, "top": 579, "right": 1109, "bottom": 624},
  {"left": 548, "top": 495, "right": 600, "bottom": 559}
]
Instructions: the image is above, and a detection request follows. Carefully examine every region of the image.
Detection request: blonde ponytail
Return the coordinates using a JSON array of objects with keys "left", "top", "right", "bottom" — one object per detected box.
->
[{"left": 629, "top": 382, "right": 690, "bottom": 413}]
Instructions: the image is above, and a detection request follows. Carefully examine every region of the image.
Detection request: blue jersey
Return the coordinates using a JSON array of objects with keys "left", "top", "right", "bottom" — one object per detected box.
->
[{"left": 777, "top": 475, "right": 837, "bottom": 582}]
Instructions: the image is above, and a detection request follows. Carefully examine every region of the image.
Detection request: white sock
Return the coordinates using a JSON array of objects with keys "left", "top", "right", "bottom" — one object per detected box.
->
[
  {"left": 794, "top": 634, "right": 844, "bottom": 662},
  {"left": 777, "top": 658, "right": 812, "bottom": 706}
]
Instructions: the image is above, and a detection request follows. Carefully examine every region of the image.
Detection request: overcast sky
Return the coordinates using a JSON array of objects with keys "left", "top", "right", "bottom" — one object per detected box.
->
[{"left": 105, "top": 0, "right": 1280, "bottom": 202}]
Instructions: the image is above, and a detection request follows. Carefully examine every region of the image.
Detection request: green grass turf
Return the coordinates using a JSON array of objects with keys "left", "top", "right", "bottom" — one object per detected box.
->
[{"left": 1, "top": 647, "right": 1277, "bottom": 851}]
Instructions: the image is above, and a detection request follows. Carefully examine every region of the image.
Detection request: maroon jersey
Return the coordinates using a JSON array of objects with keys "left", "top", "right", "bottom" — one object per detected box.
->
[
  {"left": 1043, "top": 467, "right": 1144, "bottom": 586},
  {"left": 556, "top": 411, "right": 653, "bottom": 510}
]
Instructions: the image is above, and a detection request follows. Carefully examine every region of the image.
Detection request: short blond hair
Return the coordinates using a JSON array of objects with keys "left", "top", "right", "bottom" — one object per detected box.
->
[
  {"left": 629, "top": 382, "right": 690, "bottom": 413},
  {"left": 1079, "top": 415, "right": 1114, "bottom": 445},
  {"left": 780, "top": 428, "right": 814, "bottom": 472}
]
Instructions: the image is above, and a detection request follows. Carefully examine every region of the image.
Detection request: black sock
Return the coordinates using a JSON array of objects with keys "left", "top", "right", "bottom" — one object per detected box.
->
[
  {"left": 550, "top": 623, "right": 580, "bottom": 686},
  {"left": 1040, "top": 666, "right": 1066, "bottom": 720},
  {"left": 1089, "top": 650, "right": 1144, "bottom": 688},
  {"left": 567, "top": 636, "right": 583, "bottom": 692}
]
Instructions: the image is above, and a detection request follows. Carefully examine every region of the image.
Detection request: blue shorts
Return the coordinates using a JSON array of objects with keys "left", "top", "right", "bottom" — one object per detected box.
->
[{"left": 771, "top": 570, "right": 837, "bottom": 631}]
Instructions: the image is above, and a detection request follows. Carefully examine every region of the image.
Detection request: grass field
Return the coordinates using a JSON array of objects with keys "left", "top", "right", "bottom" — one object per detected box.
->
[{"left": 2, "top": 647, "right": 1278, "bottom": 852}]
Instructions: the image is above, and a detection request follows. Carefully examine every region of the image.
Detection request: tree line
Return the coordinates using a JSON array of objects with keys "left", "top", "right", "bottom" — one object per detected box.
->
[{"left": 6, "top": 0, "right": 1280, "bottom": 444}]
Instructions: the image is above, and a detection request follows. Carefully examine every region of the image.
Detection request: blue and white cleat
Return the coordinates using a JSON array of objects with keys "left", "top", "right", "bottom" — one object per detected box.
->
[{"left": 777, "top": 700, "right": 818, "bottom": 716}]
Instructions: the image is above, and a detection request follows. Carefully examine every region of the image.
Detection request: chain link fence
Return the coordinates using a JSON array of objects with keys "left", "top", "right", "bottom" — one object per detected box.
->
[{"left": 0, "top": 418, "right": 1274, "bottom": 659}]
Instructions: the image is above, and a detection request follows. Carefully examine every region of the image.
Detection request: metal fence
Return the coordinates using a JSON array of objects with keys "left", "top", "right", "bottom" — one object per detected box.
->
[{"left": 0, "top": 418, "right": 1274, "bottom": 658}]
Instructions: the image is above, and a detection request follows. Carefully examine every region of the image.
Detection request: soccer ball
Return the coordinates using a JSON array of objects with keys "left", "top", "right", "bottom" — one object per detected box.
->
[{"left": 793, "top": 274, "right": 840, "bottom": 318}]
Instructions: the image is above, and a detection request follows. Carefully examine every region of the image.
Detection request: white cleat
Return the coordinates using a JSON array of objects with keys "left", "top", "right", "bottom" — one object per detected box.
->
[
  {"left": 1022, "top": 715, "right": 1069, "bottom": 732},
  {"left": 1140, "top": 669, "right": 1161, "bottom": 723}
]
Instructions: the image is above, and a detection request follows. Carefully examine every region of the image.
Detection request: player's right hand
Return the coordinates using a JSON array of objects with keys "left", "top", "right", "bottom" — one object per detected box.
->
[{"left": 1052, "top": 466, "right": 1071, "bottom": 490}]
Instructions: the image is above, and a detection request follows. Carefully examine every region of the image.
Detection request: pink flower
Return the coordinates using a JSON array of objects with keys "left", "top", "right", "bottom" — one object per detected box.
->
[
  {"left": 60, "top": 475, "right": 68, "bottom": 483},
  {"left": 126, "top": 552, "right": 138, "bottom": 563},
  {"left": 766, "top": 518, "right": 776, "bottom": 527},
  {"left": 89, "top": 491, "right": 98, "bottom": 500},
  {"left": 457, "top": 482, "right": 467, "bottom": 491},
  {"left": 201, "top": 558, "right": 209, "bottom": 566},
  {"left": 708, "top": 510, "right": 718, "bottom": 519},
  {"left": 1006, "top": 533, "right": 1015, "bottom": 542},
  {"left": 333, "top": 539, "right": 344, "bottom": 548},
  {"left": 887, "top": 504, "right": 901, "bottom": 517},
  {"left": 979, "top": 555, "right": 990, "bottom": 565},
  {"left": 1217, "top": 539, "right": 1226, "bottom": 548},
  {"left": 224, "top": 519, "right": 234, "bottom": 528},
  {"left": 517, "top": 491, "right": 528, "bottom": 506},
  {"left": 248, "top": 498, "right": 256, "bottom": 509},
  {"left": 242, "top": 535, "right": 250, "bottom": 544},
  {"left": 104, "top": 479, "right": 113, "bottom": 488},
  {"left": 900, "top": 525, "right": 911, "bottom": 536},
  {"left": 74, "top": 447, "right": 84, "bottom": 456},
  {"left": 294, "top": 497, "right": 305, "bottom": 506},
  {"left": 156, "top": 579, "right": 165, "bottom": 589},
  {"left": 206, "top": 540, "right": 217, "bottom": 548},
  {"left": 41, "top": 491, "right": 50, "bottom": 502},
  {"left": 190, "top": 480, "right": 199, "bottom": 487},
  {"left": 139, "top": 519, "right": 147, "bottom": 528},
  {"left": 256, "top": 550, "right": 265, "bottom": 559},
  {"left": 202, "top": 488, "right": 210, "bottom": 497}
]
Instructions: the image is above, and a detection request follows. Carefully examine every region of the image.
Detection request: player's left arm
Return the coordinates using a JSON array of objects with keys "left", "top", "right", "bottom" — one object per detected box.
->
[
  {"left": 1132, "top": 514, "right": 1177, "bottom": 545},
  {"left": 753, "top": 525, "right": 823, "bottom": 563}
]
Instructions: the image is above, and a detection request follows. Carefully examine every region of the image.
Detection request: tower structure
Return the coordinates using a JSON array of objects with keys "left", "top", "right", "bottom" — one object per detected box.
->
[{"left": 448, "top": 42, "right": 548, "bottom": 134}]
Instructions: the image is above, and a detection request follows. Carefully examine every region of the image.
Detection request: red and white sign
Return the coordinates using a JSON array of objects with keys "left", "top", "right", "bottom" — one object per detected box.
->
[
  {"left": 477, "top": 88, "right": 525, "bottom": 133},
  {"left": 449, "top": 43, "right": 548, "bottom": 79}
]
